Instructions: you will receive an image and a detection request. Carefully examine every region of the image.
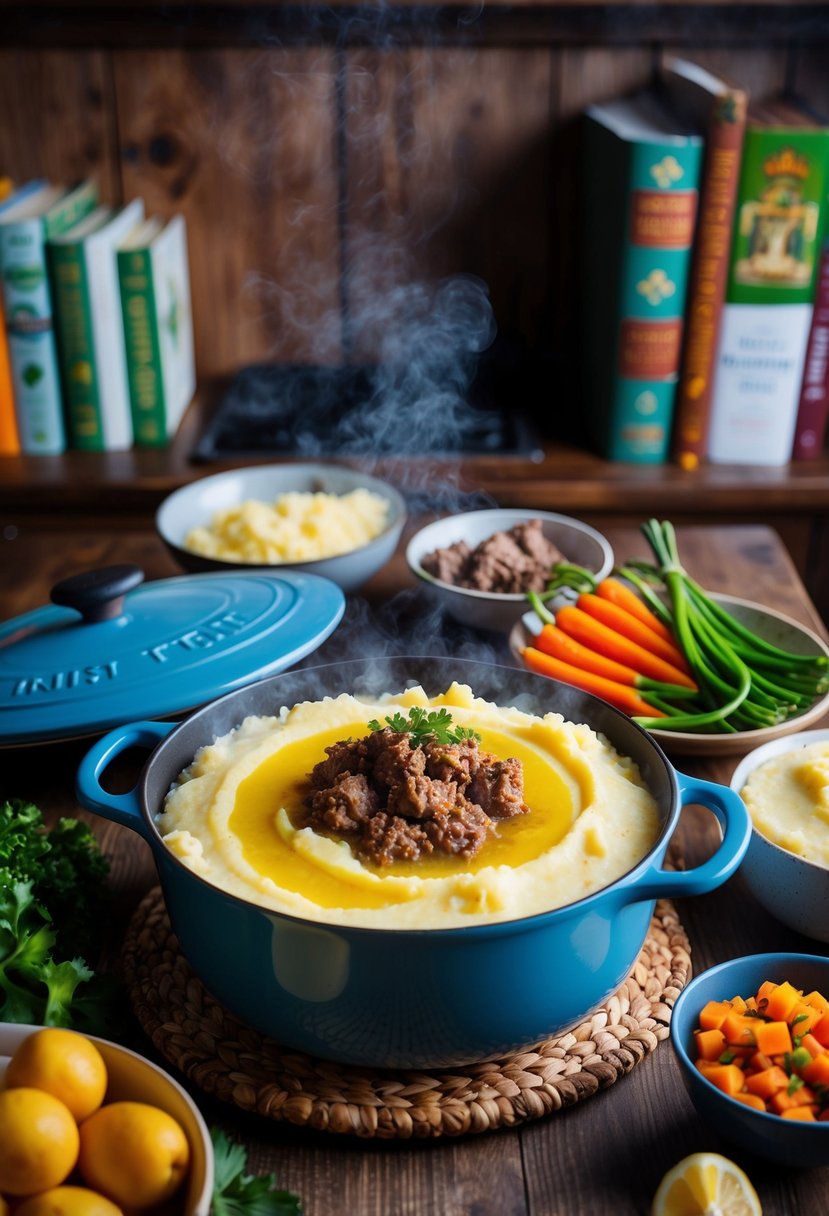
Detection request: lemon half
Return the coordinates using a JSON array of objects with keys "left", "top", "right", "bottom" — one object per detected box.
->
[{"left": 651, "top": 1152, "right": 762, "bottom": 1216}]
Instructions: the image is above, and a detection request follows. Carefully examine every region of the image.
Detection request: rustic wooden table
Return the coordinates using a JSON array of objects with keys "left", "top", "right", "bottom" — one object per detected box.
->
[{"left": 1, "top": 521, "right": 828, "bottom": 1215}]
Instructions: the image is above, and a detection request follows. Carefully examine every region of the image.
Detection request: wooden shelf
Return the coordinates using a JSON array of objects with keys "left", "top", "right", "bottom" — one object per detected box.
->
[
  {"left": 4, "top": 380, "right": 829, "bottom": 617},
  {"left": 1, "top": 382, "right": 828, "bottom": 519},
  {"left": 3, "top": 2, "right": 827, "bottom": 49}
]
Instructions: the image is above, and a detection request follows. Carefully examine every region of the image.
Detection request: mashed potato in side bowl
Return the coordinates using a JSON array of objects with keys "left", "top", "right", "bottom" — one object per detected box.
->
[
  {"left": 731, "top": 729, "right": 829, "bottom": 943},
  {"left": 183, "top": 488, "right": 390, "bottom": 566},
  {"left": 156, "top": 463, "right": 407, "bottom": 592}
]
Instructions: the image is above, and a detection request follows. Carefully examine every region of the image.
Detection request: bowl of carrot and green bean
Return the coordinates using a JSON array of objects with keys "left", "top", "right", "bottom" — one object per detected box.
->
[{"left": 510, "top": 519, "right": 829, "bottom": 758}]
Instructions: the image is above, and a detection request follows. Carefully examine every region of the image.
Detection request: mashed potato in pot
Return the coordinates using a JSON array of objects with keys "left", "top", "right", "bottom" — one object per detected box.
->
[
  {"left": 156, "top": 682, "right": 661, "bottom": 928},
  {"left": 740, "top": 740, "right": 829, "bottom": 868},
  {"left": 183, "top": 488, "right": 390, "bottom": 564}
]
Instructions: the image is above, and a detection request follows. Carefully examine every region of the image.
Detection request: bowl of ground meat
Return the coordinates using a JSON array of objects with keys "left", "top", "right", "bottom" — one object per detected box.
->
[{"left": 406, "top": 509, "right": 614, "bottom": 632}]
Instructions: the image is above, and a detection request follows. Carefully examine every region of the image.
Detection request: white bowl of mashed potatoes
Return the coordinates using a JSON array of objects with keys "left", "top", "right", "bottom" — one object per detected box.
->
[
  {"left": 731, "top": 728, "right": 829, "bottom": 943},
  {"left": 157, "top": 463, "right": 407, "bottom": 592}
]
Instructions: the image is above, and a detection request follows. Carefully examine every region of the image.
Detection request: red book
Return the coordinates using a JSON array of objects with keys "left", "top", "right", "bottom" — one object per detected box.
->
[
  {"left": 791, "top": 243, "right": 829, "bottom": 460},
  {"left": 659, "top": 58, "right": 748, "bottom": 471}
]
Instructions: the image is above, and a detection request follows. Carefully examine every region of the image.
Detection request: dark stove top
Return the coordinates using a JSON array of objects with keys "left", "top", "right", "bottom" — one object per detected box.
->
[{"left": 192, "top": 350, "right": 545, "bottom": 462}]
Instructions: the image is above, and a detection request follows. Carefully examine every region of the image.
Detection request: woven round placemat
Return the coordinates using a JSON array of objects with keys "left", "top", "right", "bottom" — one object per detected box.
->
[{"left": 122, "top": 886, "right": 691, "bottom": 1141}]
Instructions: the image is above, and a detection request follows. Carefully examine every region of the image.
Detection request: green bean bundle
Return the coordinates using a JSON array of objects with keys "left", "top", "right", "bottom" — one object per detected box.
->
[{"left": 626, "top": 520, "right": 829, "bottom": 734}]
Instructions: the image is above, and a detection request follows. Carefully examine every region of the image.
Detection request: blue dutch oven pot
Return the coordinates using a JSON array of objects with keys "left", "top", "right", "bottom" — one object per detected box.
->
[{"left": 76, "top": 656, "right": 751, "bottom": 1070}]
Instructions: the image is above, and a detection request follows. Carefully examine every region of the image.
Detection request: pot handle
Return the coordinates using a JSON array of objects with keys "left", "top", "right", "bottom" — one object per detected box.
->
[
  {"left": 617, "top": 772, "right": 751, "bottom": 904},
  {"left": 75, "top": 721, "right": 177, "bottom": 839}
]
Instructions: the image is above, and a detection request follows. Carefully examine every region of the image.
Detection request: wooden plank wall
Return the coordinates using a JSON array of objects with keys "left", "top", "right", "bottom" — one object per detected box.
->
[{"left": 0, "top": 15, "right": 827, "bottom": 383}]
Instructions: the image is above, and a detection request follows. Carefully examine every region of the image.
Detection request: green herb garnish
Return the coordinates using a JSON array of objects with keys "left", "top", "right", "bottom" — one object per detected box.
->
[
  {"left": 210, "top": 1128, "right": 302, "bottom": 1216},
  {"left": 0, "top": 798, "right": 119, "bottom": 1034},
  {"left": 787, "top": 1074, "right": 805, "bottom": 1096},
  {"left": 367, "top": 706, "right": 482, "bottom": 747}
]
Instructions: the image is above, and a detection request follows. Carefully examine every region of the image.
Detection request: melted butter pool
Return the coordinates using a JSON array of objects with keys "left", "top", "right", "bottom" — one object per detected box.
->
[{"left": 228, "top": 721, "right": 591, "bottom": 909}]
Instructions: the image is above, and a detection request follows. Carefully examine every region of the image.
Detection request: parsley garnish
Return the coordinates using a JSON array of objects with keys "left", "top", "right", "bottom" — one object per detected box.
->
[
  {"left": 0, "top": 799, "right": 120, "bottom": 1034},
  {"left": 367, "top": 706, "right": 481, "bottom": 747},
  {"left": 791, "top": 1047, "right": 812, "bottom": 1069},
  {"left": 210, "top": 1128, "right": 302, "bottom": 1216},
  {"left": 787, "top": 1074, "right": 805, "bottom": 1096}
]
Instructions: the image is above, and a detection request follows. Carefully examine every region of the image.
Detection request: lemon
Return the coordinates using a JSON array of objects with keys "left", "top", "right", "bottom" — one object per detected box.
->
[
  {"left": 651, "top": 1152, "right": 762, "bottom": 1216},
  {"left": 15, "top": 1187, "right": 124, "bottom": 1216},
  {"left": 6, "top": 1027, "right": 108, "bottom": 1122},
  {"left": 0, "top": 1086, "right": 80, "bottom": 1197},
  {"left": 77, "top": 1100, "right": 190, "bottom": 1209}
]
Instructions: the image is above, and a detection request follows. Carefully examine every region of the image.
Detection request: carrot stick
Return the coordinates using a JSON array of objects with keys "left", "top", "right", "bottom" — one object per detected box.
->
[
  {"left": 534, "top": 623, "right": 698, "bottom": 701},
  {"left": 536, "top": 623, "right": 641, "bottom": 685},
  {"left": 555, "top": 604, "right": 698, "bottom": 689},
  {"left": 596, "top": 577, "right": 676, "bottom": 644},
  {"left": 576, "top": 593, "right": 692, "bottom": 675},
  {"left": 520, "top": 647, "right": 668, "bottom": 718}
]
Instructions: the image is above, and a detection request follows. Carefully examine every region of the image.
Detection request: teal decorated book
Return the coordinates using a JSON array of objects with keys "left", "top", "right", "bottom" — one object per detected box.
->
[
  {"left": 49, "top": 198, "right": 145, "bottom": 450},
  {"left": 117, "top": 214, "right": 195, "bottom": 447},
  {"left": 580, "top": 93, "right": 704, "bottom": 462},
  {"left": 708, "top": 98, "right": 829, "bottom": 466},
  {"left": 0, "top": 180, "right": 97, "bottom": 453}
]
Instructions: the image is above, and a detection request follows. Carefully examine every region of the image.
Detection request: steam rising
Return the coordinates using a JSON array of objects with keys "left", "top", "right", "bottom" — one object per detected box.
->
[
  {"left": 292, "top": 593, "right": 538, "bottom": 719},
  {"left": 241, "top": 251, "right": 505, "bottom": 468},
  {"left": 218, "top": 8, "right": 520, "bottom": 484},
  {"left": 310, "top": 587, "right": 505, "bottom": 668},
  {"left": 301, "top": 273, "right": 501, "bottom": 458},
  {"left": 211, "top": 9, "right": 528, "bottom": 663}
]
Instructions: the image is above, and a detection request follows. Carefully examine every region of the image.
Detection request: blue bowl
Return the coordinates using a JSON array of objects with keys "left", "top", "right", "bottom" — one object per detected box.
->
[{"left": 671, "top": 953, "right": 829, "bottom": 1168}]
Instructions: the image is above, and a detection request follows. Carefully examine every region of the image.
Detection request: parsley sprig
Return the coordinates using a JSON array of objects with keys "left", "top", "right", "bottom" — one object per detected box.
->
[
  {"left": 211, "top": 1128, "right": 302, "bottom": 1216},
  {"left": 0, "top": 799, "right": 120, "bottom": 1034},
  {"left": 367, "top": 706, "right": 481, "bottom": 747}
]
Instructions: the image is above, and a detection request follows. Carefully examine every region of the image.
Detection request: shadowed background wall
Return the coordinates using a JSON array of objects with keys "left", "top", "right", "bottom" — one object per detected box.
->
[{"left": 2, "top": 2, "right": 827, "bottom": 404}]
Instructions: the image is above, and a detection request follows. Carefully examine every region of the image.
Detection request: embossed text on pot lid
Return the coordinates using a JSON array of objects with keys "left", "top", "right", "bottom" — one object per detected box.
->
[{"left": 0, "top": 566, "right": 345, "bottom": 745}]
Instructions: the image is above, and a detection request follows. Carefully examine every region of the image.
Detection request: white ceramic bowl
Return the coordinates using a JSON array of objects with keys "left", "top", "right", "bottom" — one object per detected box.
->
[
  {"left": 405, "top": 509, "right": 614, "bottom": 632},
  {"left": 157, "top": 463, "right": 407, "bottom": 593},
  {"left": 0, "top": 1023, "right": 213, "bottom": 1216},
  {"left": 511, "top": 594, "right": 829, "bottom": 757},
  {"left": 730, "top": 729, "right": 829, "bottom": 942}
]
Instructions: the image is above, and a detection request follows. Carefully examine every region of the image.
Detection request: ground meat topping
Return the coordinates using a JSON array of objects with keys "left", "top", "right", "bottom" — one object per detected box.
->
[
  {"left": 302, "top": 726, "right": 529, "bottom": 866},
  {"left": 421, "top": 517, "right": 566, "bottom": 594}
]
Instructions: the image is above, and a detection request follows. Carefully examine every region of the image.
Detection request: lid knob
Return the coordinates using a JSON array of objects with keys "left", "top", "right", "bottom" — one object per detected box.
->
[{"left": 50, "top": 565, "right": 145, "bottom": 623}]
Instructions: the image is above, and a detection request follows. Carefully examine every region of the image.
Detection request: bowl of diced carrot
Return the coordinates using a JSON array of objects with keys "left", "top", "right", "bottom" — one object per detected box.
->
[{"left": 670, "top": 953, "right": 829, "bottom": 1168}]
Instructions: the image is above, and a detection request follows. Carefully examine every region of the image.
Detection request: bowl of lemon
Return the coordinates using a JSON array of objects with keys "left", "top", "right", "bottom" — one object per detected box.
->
[{"left": 0, "top": 1025, "right": 213, "bottom": 1216}]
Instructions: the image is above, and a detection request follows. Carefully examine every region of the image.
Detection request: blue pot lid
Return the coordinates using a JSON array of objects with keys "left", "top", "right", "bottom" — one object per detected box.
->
[{"left": 0, "top": 565, "right": 345, "bottom": 746}]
